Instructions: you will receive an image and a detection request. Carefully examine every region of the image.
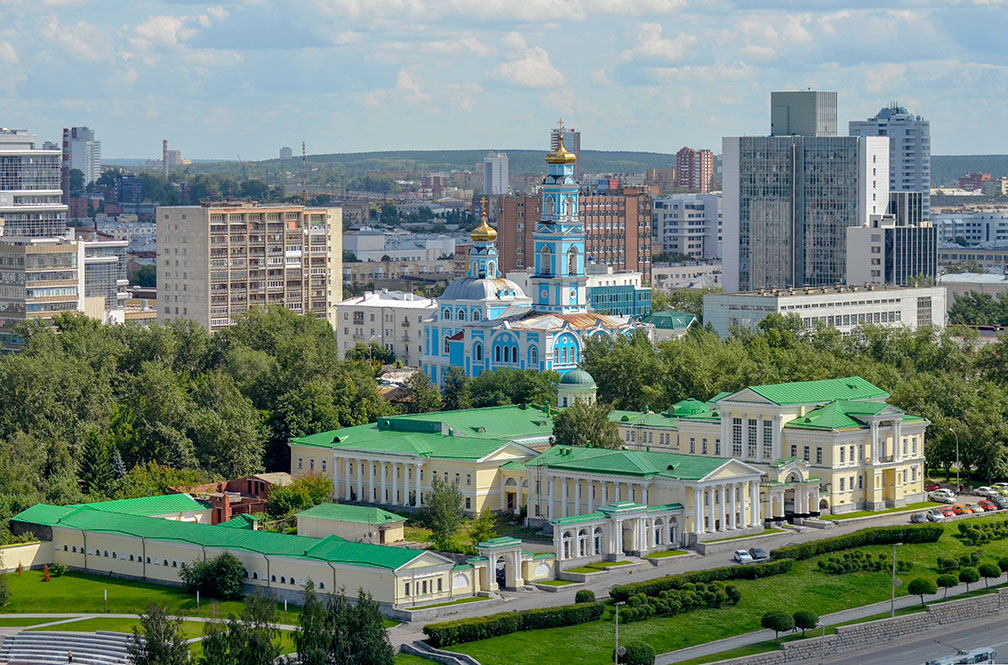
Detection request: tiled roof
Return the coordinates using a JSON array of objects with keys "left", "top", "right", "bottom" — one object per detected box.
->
[
  {"left": 526, "top": 445, "right": 733, "bottom": 481},
  {"left": 296, "top": 503, "right": 405, "bottom": 525},
  {"left": 14, "top": 505, "right": 429, "bottom": 571},
  {"left": 743, "top": 376, "right": 888, "bottom": 405}
]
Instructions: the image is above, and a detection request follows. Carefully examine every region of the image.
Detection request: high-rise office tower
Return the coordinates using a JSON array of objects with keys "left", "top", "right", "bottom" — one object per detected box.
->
[
  {"left": 483, "top": 152, "right": 509, "bottom": 195},
  {"left": 0, "top": 129, "right": 68, "bottom": 238},
  {"left": 722, "top": 134, "right": 889, "bottom": 291},
  {"left": 550, "top": 124, "right": 582, "bottom": 179},
  {"left": 770, "top": 91, "right": 838, "bottom": 137},
  {"left": 65, "top": 126, "right": 101, "bottom": 184},
  {"left": 652, "top": 194, "right": 721, "bottom": 260},
  {"left": 674, "top": 147, "right": 714, "bottom": 192},
  {"left": 849, "top": 103, "right": 931, "bottom": 220},
  {"left": 156, "top": 203, "right": 342, "bottom": 332}
]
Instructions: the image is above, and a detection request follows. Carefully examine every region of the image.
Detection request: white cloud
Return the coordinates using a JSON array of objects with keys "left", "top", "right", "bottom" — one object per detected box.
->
[
  {"left": 591, "top": 68, "right": 611, "bottom": 84},
  {"left": 130, "top": 15, "right": 197, "bottom": 50},
  {"left": 490, "top": 46, "right": 565, "bottom": 88},
  {"left": 865, "top": 63, "right": 906, "bottom": 93},
  {"left": 0, "top": 41, "right": 17, "bottom": 64},
  {"left": 503, "top": 32, "right": 527, "bottom": 51},
  {"left": 620, "top": 23, "right": 697, "bottom": 64}
]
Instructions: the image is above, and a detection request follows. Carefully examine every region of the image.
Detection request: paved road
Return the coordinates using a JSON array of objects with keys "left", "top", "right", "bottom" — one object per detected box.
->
[{"left": 791, "top": 613, "right": 1008, "bottom": 665}]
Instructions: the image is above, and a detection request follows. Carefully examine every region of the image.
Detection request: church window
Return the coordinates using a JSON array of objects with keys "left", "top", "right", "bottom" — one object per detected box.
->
[
  {"left": 540, "top": 246, "right": 552, "bottom": 275},
  {"left": 568, "top": 246, "right": 578, "bottom": 275},
  {"left": 529, "top": 346, "right": 538, "bottom": 366},
  {"left": 503, "top": 346, "right": 509, "bottom": 363},
  {"left": 473, "top": 310, "right": 481, "bottom": 321},
  {"left": 495, "top": 346, "right": 501, "bottom": 362},
  {"left": 443, "top": 336, "right": 450, "bottom": 354},
  {"left": 442, "top": 308, "right": 451, "bottom": 320},
  {"left": 457, "top": 309, "right": 465, "bottom": 321},
  {"left": 512, "top": 346, "right": 518, "bottom": 363},
  {"left": 474, "top": 343, "right": 482, "bottom": 361},
  {"left": 562, "top": 347, "right": 568, "bottom": 364},
  {"left": 488, "top": 261, "right": 496, "bottom": 276},
  {"left": 553, "top": 347, "right": 560, "bottom": 364}
]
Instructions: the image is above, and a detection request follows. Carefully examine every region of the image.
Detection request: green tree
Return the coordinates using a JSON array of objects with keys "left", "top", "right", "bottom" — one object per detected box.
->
[
  {"left": 69, "top": 168, "right": 85, "bottom": 193},
  {"left": 552, "top": 401, "right": 620, "bottom": 449},
  {"left": 345, "top": 342, "right": 395, "bottom": 367},
  {"left": 998, "top": 558, "right": 1008, "bottom": 582},
  {"left": 115, "top": 462, "right": 210, "bottom": 499},
  {"left": 402, "top": 372, "right": 442, "bottom": 414},
  {"left": 468, "top": 368, "right": 558, "bottom": 407},
  {"left": 469, "top": 509, "right": 497, "bottom": 548},
  {"left": 295, "top": 581, "right": 330, "bottom": 665},
  {"left": 226, "top": 592, "right": 281, "bottom": 665},
  {"left": 425, "top": 476, "right": 463, "bottom": 551},
  {"left": 937, "top": 573, "right": 959, "bottom": 599},
  {"left": 0, "top": 574, "right": 9, "bottom": 607},
  {"left": 907, "top": 577, "right": 937, "bottom": 607},
  {"left": 978, "top": 562, "right": 1001, "bottom": 590},
  {"left": 792, "top": 609, "right": 818, "bottom": 637},
  {"left": 612, "top": 642, "right": 656, "bottom": 665},
  {"left": 265, "top": 474, "right": 332, "bottom": 519},
  {"left": 79, "top": 430, "right": 116, "bottom": 496},
  {"left": 761, "top": 611, "right": 794, "bottom": 641},
  {"left": 128, "top": 604, "right": 189, "bottom": 665},
  {"left": 179, "top": 553, "right": 246, "bottom": 600},
  {"left": 959, "top": 566, "right": 980, "bottom": 593},
  {"left": 442, "top": 366, "right": 471, "bottom": 411},
  {"left": 347, "top": 590, "right": 395, "bottom": 665},
  {"left": 131, "top": 264, "right": 157, "bottom": 287},
  {"left": 198, "top": 615, "right": 231, "bottom": 665}
]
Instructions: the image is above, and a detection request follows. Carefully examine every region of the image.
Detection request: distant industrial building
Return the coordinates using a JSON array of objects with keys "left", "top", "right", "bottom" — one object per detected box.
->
[
  {"left": 846, "top": 215, "right": 937, "bottom": 286},
  {"left": 651, "top": 263, "right": 722, "bottom": 291},
  {"left": 932, "top": 212, "right": 1008, "bottom": 245}
]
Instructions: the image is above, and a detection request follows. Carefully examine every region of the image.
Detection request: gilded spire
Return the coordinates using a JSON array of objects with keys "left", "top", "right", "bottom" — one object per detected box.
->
[
  {"left": 471, "top": 196, "right": 498, "bottom": 242},
  {"left": 546, "top": 133, "right": 576, "bottom": 165}
]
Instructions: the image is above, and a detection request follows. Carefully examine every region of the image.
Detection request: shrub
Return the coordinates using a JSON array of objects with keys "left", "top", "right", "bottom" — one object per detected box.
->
[
  {"left": 178, "top": 552, "right": 246, "bottom": 600},
  {"left": 575, "top": 589, "right": 596, "bottom": 604},
  {"left": 957, "top": 518, "right": 1008, "bottom": 546},
  {"left": 612, "top": 582, "right": 737, "bottom": 625},
  {"left": 816, "top": 550, "right": 911, "bottom": 576},
  {"left": 423, "top": 602, "right": 604, "bottom": 648},
  {"left": 792, "top": 609, "right": 818, "bottom": 637},
  {"left": 959, "top": 567, "right": 980, "bottom": 592},
  {"left": 770, "top": 524, "right": 943, "bottom": 561},
  {"left": 937, "top": 557, "right": 958, "bottom": 573},
  {"left": 49, "top": 562, "right": 67, "bottom": 577},
  {"left": 998, "top": 558, "right": 1008, "bottom": 579},
  {"left": 613, "top": 642, "right": 656, "bottom": 665},
  {"left": 761, "top": 611, "right": 794, "bottom": 641},
  {"left": 0, "top": 574, "right": 8, "bottom": 606},
  {"left": 610, "top": 559, "right": 791, "bottom": 602},
  {"left": 936, "top": 574, "right": 959, "bottom": 598},
  {"left": 978, "top": 563, "right": 1001, "bottom": 589},
  {"left": 907, "top": 577, "right": 937, "bottom": 607}
]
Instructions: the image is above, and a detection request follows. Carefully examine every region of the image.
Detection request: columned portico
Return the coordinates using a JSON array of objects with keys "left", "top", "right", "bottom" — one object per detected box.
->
[{"left": 552, "top": 502, "right": 682, "bottom": 563}]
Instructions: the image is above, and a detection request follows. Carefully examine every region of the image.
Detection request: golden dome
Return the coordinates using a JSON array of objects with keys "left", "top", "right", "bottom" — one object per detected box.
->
[
  {"left": 471, "top": 214, "right": 498, "bottom": 242},
  {"left": 545, "top": 136, "right": 577, "bottom": 165}
]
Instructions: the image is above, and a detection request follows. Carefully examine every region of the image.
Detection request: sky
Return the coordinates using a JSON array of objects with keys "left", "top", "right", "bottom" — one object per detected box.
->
[{"left": 2, "top": 0, "right": 1007, "bottom": 160}]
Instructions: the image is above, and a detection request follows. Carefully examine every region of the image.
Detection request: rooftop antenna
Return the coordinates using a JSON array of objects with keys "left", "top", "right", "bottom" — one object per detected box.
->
[{"left": 301, "top": 141, "right": 307, "bottom": 206}]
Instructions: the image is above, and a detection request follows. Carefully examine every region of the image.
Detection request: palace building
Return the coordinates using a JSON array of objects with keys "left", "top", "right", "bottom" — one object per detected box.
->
[{"left": 421, "top": 138, "right": 648, "bottom": 387}]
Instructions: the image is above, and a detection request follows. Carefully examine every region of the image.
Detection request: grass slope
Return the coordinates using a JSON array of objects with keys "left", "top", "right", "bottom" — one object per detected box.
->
[{"left": 451, "top": 516, "right": 1008, "bottom": 665}]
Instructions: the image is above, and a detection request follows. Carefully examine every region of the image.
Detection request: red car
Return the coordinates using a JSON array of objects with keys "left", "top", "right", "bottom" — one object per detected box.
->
[
  {"left": 941, "top": 507, "right": 956, "bottom": 518},
  {"left": 978, "top": 500, "right": 998, "bottom": 512},
  {"left": 925, "top": 482, "right": 941, "bottom": 492}
]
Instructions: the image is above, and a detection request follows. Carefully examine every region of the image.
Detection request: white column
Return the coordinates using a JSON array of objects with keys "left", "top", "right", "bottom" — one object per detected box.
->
[
  {"left": 574, "top": 478, "right": 581, "bottom": 515},
  {"left": 561, "top": 477, "right": 568, "bottom": 517},
  {"left": 750, "top": 481, "right": 761, "bottom": 526},
  {"left": 773, "top": 414, "right": 782, "bottom": 462},
  {"left": 356, "top": 460, "right": 362, "bottom": 502},
  {"left": 641, "top": 483, "right": 649, "bottom": 507},
  {"left": 379, "top": 461, "right": 386, "bottom": 504},
  {"left": 615, "top": 520, "right": 623, "bottom": 554},
  {"left": 718, "top": 484, "right": 727, "bottom": 532},
  {"left": 344, "top": 458, "right": 351, "bottom": 500},
  {"left": 368, "top": 460, "right": 376, "bottom": 503},
  {"left": 393, "top": 463, "right": 400, "bottom": 505},
  {"left": 547, "top": 476, "right": 554, "bottom": 520},
  {"left": 730, "top": 483, "right": 738, "bottom": 529},
  {"left": 587, "top": 480, "right": 594, "bottom": 513},
  {"left": 414, "top": 463, "right": 421, "bottom": 508},
  {"left": 500, "top": 478, "right": 505, "bottom": 512},
  {"left": 603, "top": 481, "right": 609, "bottom": 505},
  {"left": 707, "top": 487, "right": 716, "bottom": 532},
  {"left": 332, "top": 455, "right": 340, "bottom": 500},
  {"left": 812, "top": 485, "right": 821, "bottom": 513},
  {"left": 695, "top": 485, "right": 705, "bottom": 533},
  {"left": 871, "top": 422, "right": 879, "bottom": 462}
]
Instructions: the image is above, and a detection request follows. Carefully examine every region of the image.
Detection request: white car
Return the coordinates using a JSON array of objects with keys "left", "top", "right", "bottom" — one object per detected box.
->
[
  {"left": 929, "top": 491, "right": 955, "bottom": 504},
  {"left": 734, "top": 549, "right": 754, "bottom": 564},
  {"left": 975, "top": 486, "right": 998, "bottom": 498}
]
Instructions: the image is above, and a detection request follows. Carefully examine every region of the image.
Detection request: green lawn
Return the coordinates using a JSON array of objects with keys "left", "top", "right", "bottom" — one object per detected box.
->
[
  {"left": 588, "top": 561, "right": 632, "bottom": 569},
  {"left": 451, "top": 515, "right": 1008, "bottom": 665},
  {"left": 1, "top": 570, "right": 302, "bottom": 620},
  {"left": 29, "top": 617, "right": 205, "bottom": 640},
  {"left": 396, "top": 654, "right": 436, "bottom": 665},
  {"left": 704, "top": 528, "right": 785, "bottom": 543},
  {"left": 563, "top": 567, "right": 607, "bottom": 574},
  {"left": 0, "top": 617, "right": 59, "bottom": 627},
  {"left": 823, "top": 501, "right": 941, "bottom": 521},
  {"left": 644, "top": 550, "right": 689, "bottom": 559},
  {"left": 536, "top": 580, "right": 578, "bottom": 587},
  {"left": 410, "top": 597, "right": 489, "bottom": 610}
]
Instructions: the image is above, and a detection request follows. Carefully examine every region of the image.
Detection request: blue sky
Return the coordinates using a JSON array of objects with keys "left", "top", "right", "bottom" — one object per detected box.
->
[{"left": 2, "top": 0, "right": 1007, "bottom": 160}]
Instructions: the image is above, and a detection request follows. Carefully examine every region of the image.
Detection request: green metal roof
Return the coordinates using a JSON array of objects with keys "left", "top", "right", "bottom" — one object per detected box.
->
[
  {"left": 14, "top": 505, "right": 429, "bottom": 571},
  {"left": 743, "top": 376, "right": 888, "bottom": 405},
  {"left": 610, "top": 410, "right": 677, "bottom": 428},
  {"left": 499, "top": 460, "right": 526, "bottom": 471},
  {"left": 708, "top": 391, "right": 731, "bottom": 403},
  {"left": 477, "top": 536, "right": 522, "bottom": 549},
  {"left": 559, "top": 368, "right": 596, "bottom": 388},
  {"left": 669, "top": 399, "right": 708, "bottom": 416},
  {"left": 638, "top": 311, "right": 697, "bottom": 330},
  {"left": 785, "top": 400, "right": 903, "bottom": 431},
  {"left": 296, "top": 503, "right": 405, "bottom": 525},
  {"left": 218, "top": 514, "right": 260, "bottom": 530},
  {"left": 8, "top": 494, "right": 204, "bottom": 526},
  {"left": 526, "top": 446, "right": 733, "bottom": 481},
  {"left": 550, "top": 512, "right": 605, "bottom": 525}
]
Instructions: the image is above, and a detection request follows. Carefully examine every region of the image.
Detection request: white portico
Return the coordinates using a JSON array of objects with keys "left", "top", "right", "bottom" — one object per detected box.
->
[{"left": 551, "top": 501, "right": 682, "bottom": 562}]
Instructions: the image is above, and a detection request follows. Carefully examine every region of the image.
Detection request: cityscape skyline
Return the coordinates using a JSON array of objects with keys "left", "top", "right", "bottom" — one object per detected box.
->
[{"left": 3, "top": 1, "right": 1006, "bottom": 160}]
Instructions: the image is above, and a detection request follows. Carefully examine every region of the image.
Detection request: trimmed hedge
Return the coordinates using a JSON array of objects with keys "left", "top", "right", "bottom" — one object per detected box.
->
[
  {"left": 609, "top": 559, "right": 792, "bottom": 603},
  {"left": 769, "top": 524, "right": 943, "bottom": 561},
  {"left": 613, "top": 642, "right": 656, "bottom": 665},
  {"left": 816, "top": 550, "right": 912, "bottom": 575},
  {"left": 615, "top": 581, "right": 741, "bottom": 624},
  {"left": 958, "top": 518, "right": 1008, "bottom": 545},
  {"left": 423, "top": 601, "right": 605, "bottom": 647}
]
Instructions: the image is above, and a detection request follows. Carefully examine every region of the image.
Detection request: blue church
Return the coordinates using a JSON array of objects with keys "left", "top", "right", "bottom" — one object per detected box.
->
[{"left": 422, "top": 137, "right": 649, "bottom": 386}]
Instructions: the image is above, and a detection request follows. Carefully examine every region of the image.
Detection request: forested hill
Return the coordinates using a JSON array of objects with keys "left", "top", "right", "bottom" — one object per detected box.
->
[
  {"left": 265, "top": 149, "right": 679, "bottom": 176},
  {"left": 932, "top": 155, "right": 1008, "bottom": 186}
]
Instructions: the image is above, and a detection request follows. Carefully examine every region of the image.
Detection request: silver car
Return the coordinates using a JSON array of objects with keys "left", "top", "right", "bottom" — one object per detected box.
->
[
  {"left": 929, "top": 491, "right": 955, "bottom": 504},
  {"left": 926, "top": 508, "right": 946, "bottom": 522}
]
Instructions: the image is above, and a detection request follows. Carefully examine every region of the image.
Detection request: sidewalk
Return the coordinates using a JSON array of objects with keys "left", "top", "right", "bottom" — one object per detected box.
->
[{"left": 655, "top": 580, "right": 986, "bottom": 665}]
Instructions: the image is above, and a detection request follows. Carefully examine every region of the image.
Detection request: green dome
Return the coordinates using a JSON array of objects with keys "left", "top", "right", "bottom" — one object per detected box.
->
[{"left": 559, "top": 368, "right": 596, "bottom": 388}]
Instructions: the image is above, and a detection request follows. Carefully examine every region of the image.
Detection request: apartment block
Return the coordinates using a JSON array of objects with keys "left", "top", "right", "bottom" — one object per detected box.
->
[
  {"left": 674, "top": 147, "right": 714, "bottom": 192},
  {"left": 489, "top": 190, "right": 652, "bottom": 281},
  {"left": 0, "top": 239, "right": 81, "bottom": 351},
  {"left": 157, "top": 204, "right": 342, "bottom": 333},
  {"left": 652, "top": 193, "right": 721, "bottom": 260},
  {"left": 335, "top": 289, "right": 436, "bottom": 365}
]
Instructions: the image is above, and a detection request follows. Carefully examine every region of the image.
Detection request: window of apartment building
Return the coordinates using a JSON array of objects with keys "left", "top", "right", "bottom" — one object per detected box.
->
[
  {"left": 465, "top": 497, "right": 471, "bottom": 510},
  {"left": 762, "top": 420, "right": 773, "bottom": 459},
  {"left": 912, "top": 437, "right": 917, "bottom": 455},
  {"left": 858, "top": 475, "right": 864, "bottom": 489},
  {"left": 849, "top": 445, "right": 855, "bottom": 463},
  {"left": 902, "top": 439, "right": 907, "bottom": 456},
  {"left": 298, "top": 458, "right": 303, "bottom": 470},
  {"left": 455, "top": 473, "right": 460, "bottom": 485},
  {"left": 732, "top": 418, "right": 742, "bottom": 456},
  {"left": 850, "top": 475, "right": 855, "bottom": 489},
  {"left": 902, "top": 470, "right": 908, "bottom": 483},
  {"left": 309, "top": 459, "right": 314, "bottom": 471},
  {"left": 321, "top": 460, "right": 326, "bottom": 473},
  {"left": 790, "top": 444, "right": 797, "bottom": 457}
]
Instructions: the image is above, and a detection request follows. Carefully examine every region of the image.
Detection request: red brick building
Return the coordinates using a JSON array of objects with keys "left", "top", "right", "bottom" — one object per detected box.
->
[
  {"left": 675, "top": 147, "right": 714, "bottom": 193},
  {"left": 186, "top": 472, "right": 293, "bottom": 525}
]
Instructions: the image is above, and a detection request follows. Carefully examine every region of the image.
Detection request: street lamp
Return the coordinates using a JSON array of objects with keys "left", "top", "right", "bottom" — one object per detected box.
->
[
  {"left": 948, "top": 428, "right": 960, "bottom": 494},
  {"left": 614, "top": 601, "right": 626, "bottom": 665},
  {"left": 891, "top": 542, "right": 903, "bottom": 618}
]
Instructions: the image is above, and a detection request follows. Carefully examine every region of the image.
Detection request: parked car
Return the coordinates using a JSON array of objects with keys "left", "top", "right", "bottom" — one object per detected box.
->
[
  {"left": 975, "top": 486, "right": 998, "bottom": 498},
  {"left": 965, "top": 503, "right": 983, "bottom": 514},
  {"left": 993, "top": 496, "right": 1008, "bottom": 509},
  {"left": 941, "top": 507, "right": 957, "bottom": 518},
  {"left": 992, "top": 482, "right": 1008, "bottom": 490},
  {"left": 926, "top": 508, "right": 946, "bottom": 522},
  {"left": 749, "top": 547, "right": 768, "bottom": 560},
  {"left": 929, "top": 491, "right": 956, "bottom": 504},
  {"left": 734, "top": 549, "right": 753, "bottom": 564},
  {"left": 978, "top": 500, "right": 998, "bottom": 512},
  {"left": 924, "top": 482, "right": 942, "bottom": 492},
  {"left": 952, "top": 504, "right": 973, "bottom": 515},
  {"left": 910, "top": 512, "right": 929, "bottom": 524}
]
